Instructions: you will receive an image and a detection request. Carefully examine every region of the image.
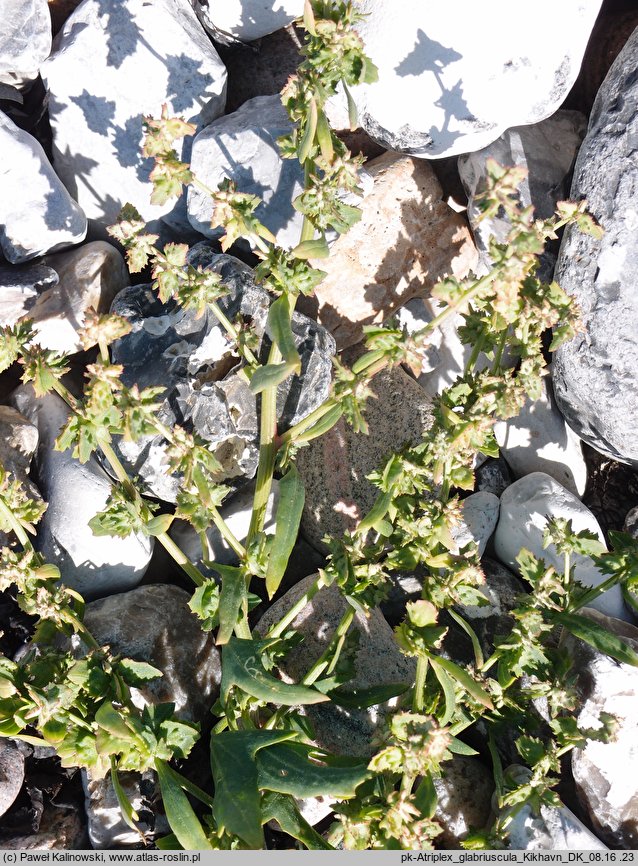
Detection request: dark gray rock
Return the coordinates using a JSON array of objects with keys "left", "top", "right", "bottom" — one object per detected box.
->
[
  {"left": 42, "top": 0, "right": 227, "bottom": 232},
  {"left": 624, "top": 505, "right": 638, "bottom": 539},
  {"left": 83, "top": 584, "right": 221, "bottom": 722},
  {"left": 188, "top": 95, "right": 305, "bottom": 249},
  {"left": 0, "top": 110, "right": 87, "bottom": 263},
  {"left": 110, "top": 246, "right": 335, "bottom": 501},
  {"left": 475, "top": 456, "right": 512, "bottom": 498},
  {"left": 0, "top": 741, "right": 24, "bottom": 818},
  {"left": 553, "top": 28, "right": 638, "bottom": 466},
  {"left": 10, "top": 386, "right": 153, "bottom": 600},
  {"left": 458, "top": 110, "right": 586, "bottom": 281},
  {"left": 0, "top": 0, "right": 51, "bottom": 88},
  {"left": 0, "top": 803, "right": 87, "bottom": 849},
  {"left": 565, "top": 609, "right": 638, "bottom": 849}
]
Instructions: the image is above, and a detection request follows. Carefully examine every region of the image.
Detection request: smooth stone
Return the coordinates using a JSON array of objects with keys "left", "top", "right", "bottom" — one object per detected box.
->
[
  {"left": 191, "top": 0, "right": 303, "bottom": 42},
  {"left": 553, "top": 27, "right": 638, "bottom": 466},
  {"left": 566, "top": 610, "right": 638, "bottom": 849},
  {"left": 501, "top": 765, "right": 607, "bottom": 850},
  {"left": 23, "top": 241, "right": 129, "bottom": 354},
  {"left": 494, "top": 473, "right": 628, "bottom": 621},
  {"left": 494, "top": 378, "right": 587, "bottom": 498},
  {"left": 452, "top": 491, "right": 499, "bottom": 557},
  {"left": 455, "top": 558, "right": 526, "bottom": 658},
  {"left": 0, "top": 110, "right": 87, "bottom": 263},
  {"left": 433, "top": 756, "right": 494, "bottom": 847},
  {"left": 188, "top": 95, "right": 305, "bottom": 249},
  {"left": 475, "top": 456, "right": 512, "bottom": 498},
  {"left": 458, "top": 110, "right": 586, "bottom": 281},
  {"left": 42, "top": 0, "right": 227, "bottom": 230},
  {"left": 296, "top": 365, "right": 433, "bottom": 551},
  {"left": 0, "top": 261, "right": 58, "bottom": 325},
  {"left": 305, "top": 152, "right": 477, "bottom": 350},
  {"left": 0, "top": 741, "right": 25, "bottom": 818},
  {"left": 10, "top": 386, "right": 153, "bottom": 600},
  {"left": 0, "top": 0, "right": 51, "bottom": 88},
  {"left": 334, "top": 0, "right": 601, "bottom": 159},
  {"left": 83, "top": 770, "right": 166, "bottom": 849},
  {"left": 111, "top": 247, "right": 335, "bottom": 501},
  {"left": 256, "top": 573, "right": 415, "bottom": 757},
  {"left": 82, "top": 584, "right": 221, "bottom": 720},
  {"left": 170, "top": 480, "right": 278, "bottom": 570}
]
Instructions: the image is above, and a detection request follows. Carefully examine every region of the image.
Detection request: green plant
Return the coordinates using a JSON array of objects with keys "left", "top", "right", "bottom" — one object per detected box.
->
[{"left": 1, "top": 0, "right": 637, "bottom": 850}]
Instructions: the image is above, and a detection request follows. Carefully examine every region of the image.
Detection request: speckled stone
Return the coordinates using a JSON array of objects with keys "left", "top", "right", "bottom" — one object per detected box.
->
[
  {"left": 434, "top": 756, "right": 494, "bottom": 847},
  {"left": 309, "top": 151, "right": 477, "bottom": 350},
  {"left": 0, "top": 741, "right": 24, "bottom": 818},
  {"left": 296, "top": 366, "right": 433, "bottom": 551}
]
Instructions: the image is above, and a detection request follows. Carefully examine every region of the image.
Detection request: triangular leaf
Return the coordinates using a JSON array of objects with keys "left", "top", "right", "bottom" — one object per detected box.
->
[
  {"left": 155, "top": 758, "right": 212, "bottom": 850},
  {"left": 213, "top": 565, "right": 247, "bottom": 646},
  {"left": 428, "top": 655, "right": 493, "bottom": 710},
  {"left": 261, "top": 791, "right": 332, "bottom": 850},
  {"left": 250, "top": 361, "right": 297, "bottom": 395},
  {"left": 256, "top": 742, "right": 371, "bottom": 798},
  {"left": 221, "top": 638, "right": 330, "bottom": 706}
]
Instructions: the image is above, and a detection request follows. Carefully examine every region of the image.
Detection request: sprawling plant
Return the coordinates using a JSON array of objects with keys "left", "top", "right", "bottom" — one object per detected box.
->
[{"left": 1, "top": 0, "right": 637, "bottom": 850}]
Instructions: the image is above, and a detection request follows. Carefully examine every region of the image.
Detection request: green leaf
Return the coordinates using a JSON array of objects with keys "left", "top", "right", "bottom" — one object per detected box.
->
[
  {"left": 447, "top": 737, "right": 479, "bottom": 757},
  {"left": 155, "top": 758, "right": 212, "bottom": 851},
  {"left": 145, "top": 513, "right": 173, "bottom": 537},
  {"left": 188, "top": 580, "right": 220, "bottom": 632},
  {"left": 267, "top": 294, "right": 301, "bottom": 372},
  {"left": 211, "top": 729, "right": 296, "bottom": 849},
  {"left": 552, "top": 611, "right": 638, "bottom": 667},
  {"left": 117, "top": 658, "right": 163, "bottom": 686},
  {"left": 261, "top": 792, "right": 332, "bottom": 850},
  {"left": 110, "top": 759, "right": 142, "bottom": 841},
  {"left": 250, "top": 361, "right": 297, "bottom": 395},
  {"left": 95, "top": 701, "right": 136, "bottom": 741},
  {"left": 448, "top": 608, "right": 484, "bottom": 669},
  {"left": 356, "top": 488, "right": 393, "bottom": 535},
  {"left": 221, "top": 638, "right": 330, "bottom": 706},
  {"left": 291, "top": 238, "right": 330, "bottom": 260},
  {"left": 155, "top": 834, "right": 182, "bottom": 850},
  {"left": 302, "top": 0, "right": 316, "bottom": 35},
  {"left": 298, "top": 97, "right": 318, "bottom": 164},
  {"left": 322, "top": 681, "right": 409, "bottom": 709},
  {"left": 256, "top": 742, "right": 371, "bottom": 798},
  {"left": 427, "top": 655, "right": 493, "bottom": 710},
  {"left": 414, "top": 774, "right": 438, "bottom": 820},
  {"left": 316, "top": 110, "right": 334, "bottom": 163},
  {"left": 215, "top": 564, "right": 247, "bottom": 646},
  {"left": 430, "top": 658, "right": 457, "bottom": 727},
  {"left": 266, "top": 465, "right": 305, "bottom": 598},
  {"left": 342, "top": 80, "right": 358, "bottom": 131}
]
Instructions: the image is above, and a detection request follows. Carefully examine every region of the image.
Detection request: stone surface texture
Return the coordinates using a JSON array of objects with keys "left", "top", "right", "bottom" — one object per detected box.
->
[
  {"left": 42, "top": 0, "right": 227, "bottom": 230},
  {"left": 0, "top": 0, "right": 51, "bottom": 87},
  {"left": 566, "top": 610, "right": 638, "bottom": 849},
  {"left": 0, "top": 261, "right": 59, "bottom": 327},
  {"left": 553, "top": 27, "right": 638, "bottom": 466},
  {"left": 433, "top": 756, "right": 494, "bottom": 847},
  {"left": 10, "top": 387, "right": 153, "bottom": 600},
  {"left": 307, "top": 152, "right": 477, "bottom": 350},
  {"left": 494, "top": 472, "right": 628, "bottom": 621},
  {"left": 335, "top": 0, "right": 602, "bottom": 159},
  {"left": 297, "top": 365, "right": 433, "bottom": 550},
  {"left": 0, "top": 110, "right": 87, "bottom": 263},
  {"left": 256, "top": 573, "right": 415, "bottom": 757},
  {"left": 494, "top": 378, "right": 587, "bottom": 497},
  {"left": 475, "top": 456, "right": 512, "bottom": 498},
  {"left": 83, "top": 770, "right": 166, "bottom": 849},
  {"left": 0, "top": 741, "right": 25, "bottom": 818},
  {"left": 25, "top": 241, "right": 129, "bottom": 354},
  {"left": 188, "top": 95, "right": 305, "bottom": 249},
  {"left": 111, "top": 247, "right": 335, "bottom": 501},
  {"left": 452, "top": 491, "right": 499, "bottom": 557},
  {"left": 191, "top": 0, "right": 303, "bottom": 42},
  {"left": 458, "top": 110, "right": 586, "bottom": 281},
  {"left": 83, "top": 584, "right": 221, "bottom": 721}
]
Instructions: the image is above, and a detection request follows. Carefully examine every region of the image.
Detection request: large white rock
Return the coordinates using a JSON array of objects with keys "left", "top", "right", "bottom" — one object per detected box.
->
[
  {"left": 0, "top": 0, "right": 51, "bottom": 87},
  {"left": 494, "top": 473, "right": 628, "bottom": 620},
  {"left": 494, "top": 378, "right": 587, "bottom": 497},
  {"left": 0, "top": 111, "right": 87, "bottom": 263},
  {"left": 188, "top": 95, "right": 305, "bottom": 249},
  {"left": 338, "top": 0, "right": 602, "bottom": 158},
  {"left": 566, "top": 610, "right": 638, "bottom": 849},
  {"left": 191, "top": 0, "right": 303, "bottom": 43},
  {"left": 10, "top": 387, "right": 153, "bottom": 600},
  {"left": 42, "top": 0, "right": 227, "bottom": 231}
]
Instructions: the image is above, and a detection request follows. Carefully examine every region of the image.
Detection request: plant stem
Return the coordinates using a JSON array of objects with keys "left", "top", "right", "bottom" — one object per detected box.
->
[
  {"left": 156, "top": 533, "right": 205, "bottom": 586},
  {"left": 0, "top": 496, "right": 33, "bottom": 551},
  {"left": 265, "top": 571, "right": 330, "bottom": 638},
  {"left": 412, "top": 655, "right": 429, "bottom": 712},
  {"left": 303, "top": 606, "right": 355, "bottom": 686}
]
